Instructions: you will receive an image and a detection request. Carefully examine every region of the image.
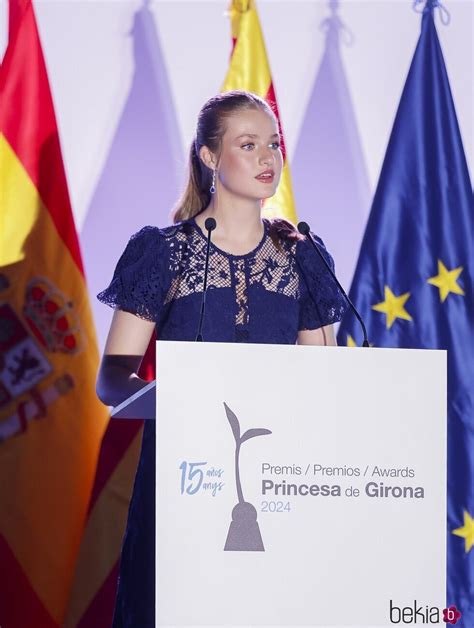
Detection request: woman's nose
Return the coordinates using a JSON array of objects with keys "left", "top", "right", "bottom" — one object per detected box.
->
[{"left": 259, "top": 147, "right": 274, "bottom": 165}]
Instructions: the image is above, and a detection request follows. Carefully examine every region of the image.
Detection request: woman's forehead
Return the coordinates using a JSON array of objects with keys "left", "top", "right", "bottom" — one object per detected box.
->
[{"left": 224, "top": 109, "right": 278, "bottom": 139}]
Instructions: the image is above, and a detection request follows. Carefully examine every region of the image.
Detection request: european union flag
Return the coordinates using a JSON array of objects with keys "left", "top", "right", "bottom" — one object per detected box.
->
[{"left": 337, "top": 2, "right": 474, "bottom": 622}]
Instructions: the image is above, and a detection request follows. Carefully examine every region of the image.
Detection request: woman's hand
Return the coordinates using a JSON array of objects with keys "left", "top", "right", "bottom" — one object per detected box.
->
[{"left": 96, "top": 310, "right": 156, "bottom": 406}]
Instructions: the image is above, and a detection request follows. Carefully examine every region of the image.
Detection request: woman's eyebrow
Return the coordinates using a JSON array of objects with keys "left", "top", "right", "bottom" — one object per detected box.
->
[{"left": 235, "top": 133, "right": 280, "bottom": 140}]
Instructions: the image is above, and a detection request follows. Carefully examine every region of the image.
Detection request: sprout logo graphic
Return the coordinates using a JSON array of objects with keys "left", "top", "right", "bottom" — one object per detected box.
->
[{"left": 223, "top": 402, "right": 271, "bottom": 552}]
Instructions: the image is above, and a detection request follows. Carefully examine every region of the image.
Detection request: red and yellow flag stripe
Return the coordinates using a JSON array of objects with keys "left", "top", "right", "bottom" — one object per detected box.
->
[
  {"left": 64, "top": 342, "right": 155, "bottom": 628},
  {"left": 0, "top": 2, "right": 108, "bottom": 626},
  {"left": 222, "top": 0, "right": 297, "bottom": 223},
  {"left": 64, "top": 421, "right": 143, "bottom": 627}
]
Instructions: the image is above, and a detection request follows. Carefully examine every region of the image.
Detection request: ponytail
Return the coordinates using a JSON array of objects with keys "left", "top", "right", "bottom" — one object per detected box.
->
[
  {"left": 172, "top": 140, "right": 212, "bottom": 223},
  {"left": 268, "top": 217, "right": 304, "bottom": 251}
]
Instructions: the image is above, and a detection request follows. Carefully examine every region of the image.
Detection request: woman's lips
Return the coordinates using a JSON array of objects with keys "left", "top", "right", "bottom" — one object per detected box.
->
[{"left": 255, "top": 174, "right": 275, "bottom": 183}]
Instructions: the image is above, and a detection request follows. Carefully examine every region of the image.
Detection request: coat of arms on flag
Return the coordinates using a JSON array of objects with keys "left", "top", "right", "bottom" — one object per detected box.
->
[{"left": 0, "top": 274, "right": 84, "bottom": 441}]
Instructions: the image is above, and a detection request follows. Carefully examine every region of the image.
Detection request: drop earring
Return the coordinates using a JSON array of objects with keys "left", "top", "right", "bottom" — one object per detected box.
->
[{"left": 210, "top": 169, "right": 216, "bottom": 194}]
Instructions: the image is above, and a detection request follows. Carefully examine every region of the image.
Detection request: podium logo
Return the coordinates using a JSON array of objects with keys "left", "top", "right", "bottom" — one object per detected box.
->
[
  {"left": 223, "top": 402, "right": 271, "bottom": 552},
  {"left": 389, "top": 600, "right": 462, "bottom": 624}
]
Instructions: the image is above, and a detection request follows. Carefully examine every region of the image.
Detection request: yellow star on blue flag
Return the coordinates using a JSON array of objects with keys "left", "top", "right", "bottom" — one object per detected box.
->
[
  {"left": 427, "top": 260, "right": 465, "bottom": 302},
  {"left": 372, "top": 286, "right": 412, "bottom": 329},
  {"left": 452, "top": 511, "right": 474, "bottom": 553}
]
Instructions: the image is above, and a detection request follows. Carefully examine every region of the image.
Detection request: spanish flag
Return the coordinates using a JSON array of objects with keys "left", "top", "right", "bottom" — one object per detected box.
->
[
  {"left": 0, "top": 1, "right": 108, "bottom": 626},
  {"left": 222, "top": 0, "right": 297, "bottom": 223}
]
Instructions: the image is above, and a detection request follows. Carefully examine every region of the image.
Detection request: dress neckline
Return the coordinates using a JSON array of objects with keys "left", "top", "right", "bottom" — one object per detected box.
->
[{"left": 189, "top": 217, "right": 269, "bottom": 260}]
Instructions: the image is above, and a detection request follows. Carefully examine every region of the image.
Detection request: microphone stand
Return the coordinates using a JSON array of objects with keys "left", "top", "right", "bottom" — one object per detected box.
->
[
  {"left": 195, "top": 217, "right": 217, "bottom": 342},
  {"left": 297, "top": 221, "right": 369, "bottom": 347}
]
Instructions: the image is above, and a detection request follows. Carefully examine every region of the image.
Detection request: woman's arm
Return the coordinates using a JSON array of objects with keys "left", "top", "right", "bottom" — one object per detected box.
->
[
  {"left": 297, "top": 324, "right": 337, "bottom": 346},
  {"left": 96, "top": 310, "right": 156, "bottom": 407}
]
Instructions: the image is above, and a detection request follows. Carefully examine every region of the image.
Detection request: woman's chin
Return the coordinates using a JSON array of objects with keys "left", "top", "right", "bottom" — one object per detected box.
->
[
  {"left": 262, "top": 189, "right": 279, "bottom": 200},
  {"left": 253, "top": 186, "right": 279, "bottom": 200}
]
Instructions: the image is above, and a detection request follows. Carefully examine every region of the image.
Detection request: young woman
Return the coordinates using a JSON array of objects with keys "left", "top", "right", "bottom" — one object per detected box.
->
[{"left": 96, "top": 90, "right": 347, "bottom": 627}]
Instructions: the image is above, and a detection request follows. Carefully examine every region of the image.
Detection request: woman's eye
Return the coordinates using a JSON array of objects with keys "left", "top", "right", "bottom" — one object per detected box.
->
[{"left": 241, "top": 142, "right": 280, "bottom": 150}]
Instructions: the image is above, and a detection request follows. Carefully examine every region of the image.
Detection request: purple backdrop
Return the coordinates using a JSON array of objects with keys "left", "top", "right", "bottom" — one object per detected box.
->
[
  {"left": 291, "top": 1, "right": 370, "bottom": 292},
  {"left": 80, "top": 1, "right": 184, "bottom": 349}
]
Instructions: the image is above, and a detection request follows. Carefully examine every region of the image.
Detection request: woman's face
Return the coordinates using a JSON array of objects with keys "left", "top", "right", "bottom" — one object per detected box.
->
[{"left": 214, "top": 107, "right": 283, "bottom": 201}]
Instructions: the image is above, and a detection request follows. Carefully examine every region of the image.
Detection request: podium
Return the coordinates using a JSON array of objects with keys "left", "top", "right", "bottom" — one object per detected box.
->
[{"left": 114, "top": 341, "right": 447, "bottom": 627}]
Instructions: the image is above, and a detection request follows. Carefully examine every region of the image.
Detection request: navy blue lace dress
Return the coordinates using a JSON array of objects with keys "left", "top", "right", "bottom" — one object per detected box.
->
[{"left": 97, "top": 217, "right": 347, "bottom": 628}]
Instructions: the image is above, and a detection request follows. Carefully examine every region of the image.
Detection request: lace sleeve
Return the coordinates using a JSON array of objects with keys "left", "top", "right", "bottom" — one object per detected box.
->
[
  {"left": 296, "top": 232, "right": 348, "bottom": 330},
  {"left": 97, "top": 226, "right": 167, "bottom": 322}
]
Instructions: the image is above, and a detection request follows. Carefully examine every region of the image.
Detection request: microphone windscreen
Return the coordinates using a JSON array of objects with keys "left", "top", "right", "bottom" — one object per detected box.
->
[
  {"left": 297, "top": 221, "right": 310, "bottom": 235},
  {"left": 205, "top": 217, "right": 217, "bottom": 231}
]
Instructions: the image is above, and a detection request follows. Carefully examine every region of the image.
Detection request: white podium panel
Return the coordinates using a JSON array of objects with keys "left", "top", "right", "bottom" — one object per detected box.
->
[{"left": 155, "top": 342, "right": 446, "bottom": 627}]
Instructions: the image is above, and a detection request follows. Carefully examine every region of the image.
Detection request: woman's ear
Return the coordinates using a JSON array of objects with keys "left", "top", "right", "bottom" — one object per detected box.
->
[{"left": 199, "top": 145, "right": 217, "bottom": 170}]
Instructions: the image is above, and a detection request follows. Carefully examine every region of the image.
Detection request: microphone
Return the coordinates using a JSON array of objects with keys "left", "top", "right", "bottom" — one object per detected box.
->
[
  {"left": 195, "top": 217, "right": 217, "bottom": 341},
  {"left": 297, "top": 221, "right": 369, "bottom": 347}
]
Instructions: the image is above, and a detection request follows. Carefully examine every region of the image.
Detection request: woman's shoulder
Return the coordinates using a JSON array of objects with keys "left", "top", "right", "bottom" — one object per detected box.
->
[
  {"left": 127, "top": 222, "right": 182, "bottom": 241},
  {"left": 264, "top": 218, "right": 303, "bottom": 257},
  {"left": 158, "top": 220, "right": 196, "bottom": 241},
  {"left": 125, "top": 221, "right": 193, "bottom": 250},
  {"left": 264, "top": 218, "right": 331, "bottom": 263},
  {"left": 291, "top": 224, "right": 334, "bottom": 270},
  {"left": 266, "top": 217, "right": 301, "bottom": 243}
]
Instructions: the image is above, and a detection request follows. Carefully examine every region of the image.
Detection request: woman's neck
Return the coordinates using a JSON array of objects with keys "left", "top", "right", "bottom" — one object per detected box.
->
[
  {"left": 196, "top": 197, "right": 265, "bottom": 255},
  {"left": 199, "top": 197, "right": 263, "bottom": 241}
]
